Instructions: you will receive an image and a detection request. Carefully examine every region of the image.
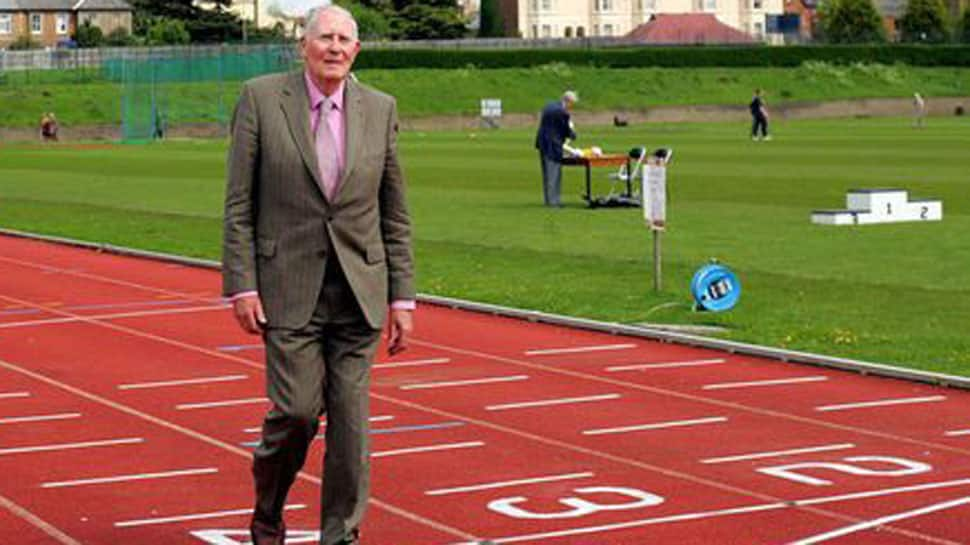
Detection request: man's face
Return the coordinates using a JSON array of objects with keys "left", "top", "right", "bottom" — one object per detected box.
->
[{"left": 301, "top": 10, "right": 360, "bottom": 87}]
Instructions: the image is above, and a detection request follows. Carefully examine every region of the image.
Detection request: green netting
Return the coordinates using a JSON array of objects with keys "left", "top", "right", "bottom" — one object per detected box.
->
[{"left": 107, "top": 45, "right": 297, "bottom": 142}]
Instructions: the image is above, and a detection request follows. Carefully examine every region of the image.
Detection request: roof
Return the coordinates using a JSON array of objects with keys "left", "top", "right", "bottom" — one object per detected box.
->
[
  {"left": 625, "top": 13, "right": 755, "bottom": 45},
  {"left": 0, "top": 0, "right": 131, "bottom": 11}
]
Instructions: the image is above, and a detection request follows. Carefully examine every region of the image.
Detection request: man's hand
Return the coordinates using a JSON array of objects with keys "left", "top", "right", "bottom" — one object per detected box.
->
[
  {"left": 232, "top": 294, "right": 266, "bottom": 334},
  {"left": 387, "top": 308, "right": 413, "bottom": 356}
]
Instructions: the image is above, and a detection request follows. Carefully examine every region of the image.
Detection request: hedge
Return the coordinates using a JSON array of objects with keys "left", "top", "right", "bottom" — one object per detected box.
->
[{"left": 355, "top": 44, "right": 970, "bottom": 69}]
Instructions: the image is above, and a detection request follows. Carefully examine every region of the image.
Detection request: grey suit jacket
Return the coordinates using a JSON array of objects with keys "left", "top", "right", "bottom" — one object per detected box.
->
[{"left": 222, "top": 71, "right": 415, "bottom": 330}]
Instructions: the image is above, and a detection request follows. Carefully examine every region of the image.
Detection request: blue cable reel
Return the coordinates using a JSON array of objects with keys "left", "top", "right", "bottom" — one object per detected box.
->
[{"left": 691, "top": 261, "right": 741, "bottom": 312}]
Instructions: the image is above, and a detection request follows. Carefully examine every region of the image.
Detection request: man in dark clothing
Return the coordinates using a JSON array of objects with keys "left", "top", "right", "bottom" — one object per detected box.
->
[
  {"left": 535, "top": 90, "right": 578, "bottom": 207},
  {"left": 750, "top": 88, "right": 771, "bottom": 141}
]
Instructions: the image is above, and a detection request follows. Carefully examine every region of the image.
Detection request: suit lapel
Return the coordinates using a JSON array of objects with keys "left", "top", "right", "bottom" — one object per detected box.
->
[
  {"left": 335, "top": 79, "right": 364, "bottom": 203},
  {"left": 279, "top": 71, "right": 326, "bottom": 198}
]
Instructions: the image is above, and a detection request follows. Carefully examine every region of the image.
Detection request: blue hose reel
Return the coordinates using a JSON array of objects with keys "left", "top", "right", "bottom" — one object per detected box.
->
[{"left": 691, "top": 262, "right": 741, "bottom": 312}]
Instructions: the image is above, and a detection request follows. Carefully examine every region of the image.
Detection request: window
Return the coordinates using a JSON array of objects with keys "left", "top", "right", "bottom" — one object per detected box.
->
[
  {"left": 704, "top": 0, "right": 717, "bottom": 10},
  {"left": 0, "top": 14, "right": 11, "bottom": 35},
  {"left": 56, "top": 13, "right": 69, "bottom": 35},
  {"left": 564, "top": 26, "right": 573, "bottom": 37},
  {"left": 576, "top": 26, "right": 585, "bottom": 37},
  {"left": 593, "top": 24, "right": 599, "bottom": 35},
  {"left": 754, "top": 21, "right": 764, "bottom": 37},
  {"left": 541, "top": 0, "right": 552, "bottom": 9},
  {"left": 603, "top": 0, "right": 613, "bottom": 10},
  {"left": 30, "top": 13, "right": 42, "bottom": 34},
  {"left": 531, "top": 0, "right": 538, "bottom": 11},
  {"left": 531, "top": 24, "right": 538, "bottom": 38},
  {"left": 541, "top": 24, "right": 551, "bottom": 37},
  {"left": 603, "top": 24, "right": 614, "bottom": 36},
  {"left": 645, "top": 0, "right": 657, "bottom": 8},
  {"left": 753, "top": 0, "right": 763, "bottom": 8}
]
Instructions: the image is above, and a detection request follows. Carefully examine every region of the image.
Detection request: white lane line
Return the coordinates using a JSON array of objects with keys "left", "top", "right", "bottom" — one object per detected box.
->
[
  {"left": 118, "top": 374, "right": 248, "bottom": 390},
  {"left": 458, "top": 478, "right": 970, "bottom": 544},
  {"left": 0, "top": 437, "right": 144, "bottom": 456},
  {"left": 176, "top": 397, "right": 268, "bottom": 410},
  {"left": 0, "top": 412, "right": 81, "bottom": 425},
  {"left": 373, "top": 358, "right": 450, "bottom": 369},
  {"left": 945, "top": 429, "right": 970, "bottom": 437},
  {"left": 400, "top": 375, "right": 528, "bottom": 391},
  {"left": 41, "top": 467, "right": 219, "bottom": 488},
  {"left": 606, "top": 358, "right": 727, "bottom": 372},
  {"left": 789, "top": 496, "right": 970, "bottom": 545},
  {"left": 243, "top": 415, "right": 394, "bottom": 433},
  {"left": 0, "top": 304, "right": 228, "bottom": 329},
  {"left": 0, "top": 492, "right": 82, "bottom": 545},
  {"left": 524, "top": 343, "right": 637, "bottom": 356},
  {"left": 372, "top": 441, "right": 484, "bottom": 458},
  {"left": 426, "top": 471, "right": 594, "bottom": 496},
  {"left": 816, "top": 395, "right": 947, "bottom": 412},
  {"left": 582, "top": 417, "right": 727, "bottom": 436},
  {"left": 486, "top": 394, "right": 621, "bottom": 411},
  {"left": 702, "top": 376, "right": 829, "bottom": 390},
  {"left": 114, "top": 503, "right": 305, "bottom": 528},
  {"left": 700, "top": 443, "right": 856, "bottom": 464},
  {"left": 0, "top": 391, "right": 30, "bottom": 400}
]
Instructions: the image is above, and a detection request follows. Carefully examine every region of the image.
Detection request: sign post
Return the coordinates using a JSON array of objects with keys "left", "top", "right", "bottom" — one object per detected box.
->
[{"left": 643, "top": 157, "right": 667, "bottom": 292}]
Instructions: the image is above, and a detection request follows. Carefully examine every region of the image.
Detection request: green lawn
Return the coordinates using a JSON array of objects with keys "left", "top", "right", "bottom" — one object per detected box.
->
[
  {"left": 3, "top": 64, "right": 970, "bottom": 128},
  {"left": 1, "top": 116, "right": 968, "bottom": 374}
]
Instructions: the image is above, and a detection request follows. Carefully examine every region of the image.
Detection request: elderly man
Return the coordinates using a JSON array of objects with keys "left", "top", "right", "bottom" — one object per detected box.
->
[
  {"left": 221, "top": 4, "right": 415, "bottom": 544},
  {"left": 534, "top": 90, "right": 578, "bottom": 207}
]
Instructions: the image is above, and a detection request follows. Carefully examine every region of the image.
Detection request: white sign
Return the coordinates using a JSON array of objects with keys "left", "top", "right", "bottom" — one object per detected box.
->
[
  {"left": 480, "top": 98, "right": 502, "bottom": 118},
  {"left": 643, "top": 164, "right": 667, "bottom": 231}
]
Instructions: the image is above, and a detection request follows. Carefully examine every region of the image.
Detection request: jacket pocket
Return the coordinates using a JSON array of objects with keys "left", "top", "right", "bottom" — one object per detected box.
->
[
  {"left": 256, "top": 237, "right": 277, "bottom": 258},
  {"left": 365, "top": 244, "right": 385, "bottom": 264}
]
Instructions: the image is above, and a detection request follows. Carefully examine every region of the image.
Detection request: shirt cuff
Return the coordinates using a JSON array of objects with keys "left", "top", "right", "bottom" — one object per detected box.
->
[
  {"left": 390, "top": 299, "right": 416, "bottom": 311},
  {"left": 228, "top": 290, "right": 258, "bottom": 302}
]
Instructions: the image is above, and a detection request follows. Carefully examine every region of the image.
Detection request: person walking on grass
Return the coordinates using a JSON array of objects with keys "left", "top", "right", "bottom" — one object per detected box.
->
[
  {"left": 535, "top": 90, "right": 578, "bottom": 207},
  {"left": 913, "top": 92, "right": 926, "bottom": 128},
  {"left": 222, "top": 4, "right": 415, "bottom": 544},
  {"left": 750, "top": 88, "right": 771, "bottom": 141}
]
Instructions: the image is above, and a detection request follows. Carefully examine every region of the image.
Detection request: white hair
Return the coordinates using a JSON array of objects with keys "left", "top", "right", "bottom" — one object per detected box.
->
[{"left": 303, "top": 4, "right": 359, "bottom": 41}]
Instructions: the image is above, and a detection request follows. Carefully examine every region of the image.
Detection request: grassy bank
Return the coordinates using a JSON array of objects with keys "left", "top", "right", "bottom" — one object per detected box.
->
[
  {"left": 2, "top": 64, "right": 970, "bottom": 129},
  {"left": 1, "top": 116, "right": 968, "bottom": 374}
]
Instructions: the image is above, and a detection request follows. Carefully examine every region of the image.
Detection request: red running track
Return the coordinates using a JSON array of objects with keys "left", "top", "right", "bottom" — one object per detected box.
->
[{"left": 2, "top": 233, "right": 970, "bottom": 545}]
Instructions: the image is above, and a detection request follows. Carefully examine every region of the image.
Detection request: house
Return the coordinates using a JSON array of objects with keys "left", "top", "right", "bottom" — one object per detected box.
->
[
  {"left": 0, "top": 0, "right": 133, "bottom": 49},
  {"left": 498, "top": 0, "right": 783, "bottom": 40},
  {"left": 626, "top": 12, "right": 756, "bottom": 43}
]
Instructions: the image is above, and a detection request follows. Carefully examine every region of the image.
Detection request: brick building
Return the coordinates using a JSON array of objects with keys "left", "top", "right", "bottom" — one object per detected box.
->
[{"left": 0, "top": 0, "right": 133, "bottom": 49}]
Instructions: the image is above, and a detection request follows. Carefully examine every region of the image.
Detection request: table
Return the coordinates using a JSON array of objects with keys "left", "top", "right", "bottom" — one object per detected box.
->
[{"left": 561, "top": 153, "right": 632, "bottom": 206}]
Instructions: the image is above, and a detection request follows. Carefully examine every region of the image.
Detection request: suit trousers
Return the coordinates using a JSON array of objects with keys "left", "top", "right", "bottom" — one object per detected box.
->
[
  {"left": 252, "top": 255, "right": 381, "bottom": 545},
  {"left": 538, "top": 152, "right": 563, "bottom": 207}
]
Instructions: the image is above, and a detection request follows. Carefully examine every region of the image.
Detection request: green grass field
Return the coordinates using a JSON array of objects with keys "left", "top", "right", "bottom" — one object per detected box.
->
[{"left": 1, "top": 116, "right": 968, "bottom": 375}]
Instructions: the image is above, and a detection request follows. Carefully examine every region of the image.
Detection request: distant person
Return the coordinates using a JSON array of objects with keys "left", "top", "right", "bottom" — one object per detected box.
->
[
  {"left": 40, "top": 112, "right": 59, "bottom": 142},
  {"left": 750, "top": 89, "right": 770, "bottom": 141},
  {"left": 913, "top": 92, "right": 926, "bottom": 128},
  {"left": 535, "top": 90, "right": 578, "bottom": 207}
]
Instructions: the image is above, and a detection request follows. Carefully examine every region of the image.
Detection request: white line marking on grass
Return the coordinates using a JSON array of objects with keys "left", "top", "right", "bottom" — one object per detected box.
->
[
  {"left": 606, "top": 358, "right": 727, "bottom": 372},
  {"left": 400, "top": 375, "right": 528, "bottom": 390},
  {"left": 700, "top": 443, "right": 856, "bottom": 464},
  {"left": 583, "top": 417, "right": 727, "bottom": 436},
  {"left": 789, "top": 496, "right": 970, "bottom": 544},
  {"left": 486, "top": 394, "right": 620, "bottom": 411},
  {"left": 372, "top": 441, "right": 484, "bottom": 458},
  {"left": 0, "top": 437, "right": 143, "bottom": 456},
  {"left": 0, "top": 391, "right": 30, "bottom": 400},
  {"left": 114, "top": 504, "right": 305, "bottom": 528},
  {"left": 373, "top": 357, "right": 450, "bottom": 369},
  {"left": 41, "top": 467, "right": 219, "bottom": 488},
  {"left": 0, "top": 305, "right": 228, "bottom": 329},
  {"left": 0, "top": 412, "right": 81, "bottom": 425},
  {"left": 176, "top": 397, "right": 268, "bottom": 410},
  {"left": 702, "top": 376, "right": 829, "bottom": 390},
  {"left": 524, "top": 343, "right": 637, "bottom": 356},
  {"left": 816, "top": 395, "right": 946, "bottom": 412},
  {"left": 426, "top": 472, "right": 594, "bottom": 496},
  {"left": 118, "top": 374, "right": 248, "bottom": 390}
]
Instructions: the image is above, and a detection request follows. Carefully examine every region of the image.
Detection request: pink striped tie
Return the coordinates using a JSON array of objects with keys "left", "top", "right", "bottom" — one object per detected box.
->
[{"left": 315, "top": 98, "right": 340, "bottom": 201}]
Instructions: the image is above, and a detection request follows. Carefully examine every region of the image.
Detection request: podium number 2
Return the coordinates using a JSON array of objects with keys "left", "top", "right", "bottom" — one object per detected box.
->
[
  {"left": 757, "top": 456, "right": 931, "bottom": 486},
  {"left": 488, "top": 486, "right": 664, "bottom": 520}
]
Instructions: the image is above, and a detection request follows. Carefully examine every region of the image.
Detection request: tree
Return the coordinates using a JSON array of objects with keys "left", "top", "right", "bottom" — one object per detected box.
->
[
  {"left": 105, "top": 27, "right": 137, "bottom": 47},
  {"left": 818, "top": 0, "right": 887, "bottom": 43},
  {"left": 74, "top": 20, "right": 105, "bottom": 48},
  {"left": 337, "top": 1, "right": 392, "bottom": 40},
  {"left": 146, "top": 17, "right": 191, "bottom": 45},
  {"left": 478, "top": 0, "right": 506, "bottom": 37},
  {"left": 960, "top": 8, "right": 970, "bottom": 42},
  {"left": 129, "top": 0, "right": 246, "bottom": 43},
  {"left": 900, "top": 0, "right": 950, "bottom": 41},
  {"left": 390, "top": 3, "right": 467, "bottom": 39}
]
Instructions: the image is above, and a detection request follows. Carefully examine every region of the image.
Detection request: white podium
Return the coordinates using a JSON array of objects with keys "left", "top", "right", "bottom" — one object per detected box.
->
[{"left": 811, "top": 189, "right": 943, "bottom": 226}]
